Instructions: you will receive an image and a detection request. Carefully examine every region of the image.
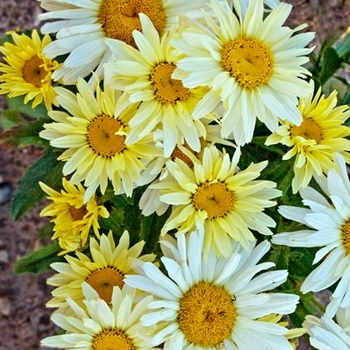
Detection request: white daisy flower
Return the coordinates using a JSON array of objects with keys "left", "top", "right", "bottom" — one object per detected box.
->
[
  {"left": 38, "top": 0, "right": 207, "bottom": 84},
  {"left": 104, "top": 13, "right": 213, "bottom": 157},
  {"left": 125, "top": 227, "right": 299, "bottom": 349},
  {"left": 272, "top": 153, "right": 350, "bottom": 317},
  {"left": 41, "top": 282, "right": 157, "bottom": 349},
  {"left": 171, "top": 0, "right": 314, "bottom": 145},
  {"left": 303, "top": 305, "right": 350, "bottom": 350}
]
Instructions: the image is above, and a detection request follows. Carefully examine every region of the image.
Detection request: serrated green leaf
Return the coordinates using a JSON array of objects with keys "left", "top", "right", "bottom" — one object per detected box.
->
[
  {"left": 14, "top": 241, "right": 63, "bottom": 274},
  {"left": 11, "top": 148, "right": 64, "bottom": 221}
]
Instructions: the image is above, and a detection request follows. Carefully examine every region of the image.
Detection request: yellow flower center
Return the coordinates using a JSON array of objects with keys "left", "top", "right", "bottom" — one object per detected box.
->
[
  {"left": 289, "top": 117, "right": 323, "bottom": 144},
  {"left": 150, "top": 63, "right": 191, "bottom": 105},
  {"left": 341, "top": 220, "right": 350, "bottom": 255},
  {"left": 69, "top": 204, "right": 88, "bottom": 221},
  {"left": 22, "top": 55, "right": 47, "bottom": 88},
  {"left": 178, "top": 282, "right": 236, "bottom": 347},
  {"left": 87, "top": 115, "right": 126, "bottom": 157},
  {"left": 221, "top": 37, "right": 274, "bottom": 89},
  {"left": 98, "top": 0, "right": 166, "bottom": 46},
  {"left": 86, "top": 267, "right": 125, "bottom": 303},
  {"left": 171, "top": 142, "right": 196, "bottom": 168},
  {"left": 92, "top": 329, "right": 135, "bottom": 350},
  {"left": 192, "top": 182, "right": 235, "bottom": 219}
]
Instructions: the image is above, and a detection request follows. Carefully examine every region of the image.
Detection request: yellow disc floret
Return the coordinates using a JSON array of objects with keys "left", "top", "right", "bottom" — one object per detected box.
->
[
  {"left": 221, "top": 37, "right": 273, "bottom": 89},
  {"left": 86, "top": 267, "right": 125, "bottom": 303},
  {"left": 192, "top": 182, "right": 235, "bottom": 219},
  {"left": 87, "top": 115, "right": 126, "bottom": 157},
  {"left": 178, "top": 281, "right": 237, "bottom": 347},
  {"left": 92, "top": 329, "right": 135, "bottom": 350},
  {"left": 98, "top": 0, "right": 166, "bottom": 46}
]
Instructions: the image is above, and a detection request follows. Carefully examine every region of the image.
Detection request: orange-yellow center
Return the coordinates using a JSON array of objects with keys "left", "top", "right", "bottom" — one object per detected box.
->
[
  {"left": 98, "top": 0, "right": 166, "bottom": 46},
  {"left": 69, "top": 204, "right": 88, "bottom": 221},
  {"left": 150, "top": 62, "right": 191, "bottom": 104},
  {"left": 86, "top": 267, "right": 125, "bottom": 303},
  {"left": 178, "top": 281, "right": 236, "bottom": 347},
  {"left": 221, "top": 37, "right": 273, "bottom": 89},
  {"left": 341, "top": 221, "right": 350, "bottom": 255},
  {"left": 92, "top": 329, "right": 135, "bottom": 350},
  {"left": 87, "top": 115, "right": 126, "bottom": 157},
  {"left": 22, "top": 55, "right": 47, "bottom": 87},
  {"left": 289, "top": 117, "right": 323, "bottom": 144},
  {"left": 192, "top": 182, "right": 235, "bottom": 219}
]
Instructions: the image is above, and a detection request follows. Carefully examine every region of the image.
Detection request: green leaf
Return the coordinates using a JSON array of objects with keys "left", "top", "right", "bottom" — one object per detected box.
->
[
  {"left": 38, "top": 221, "right": 55, "bottom": 239},
  {"left": 0, "top": 110, "right": 22, "bottom": 131},
  {"left": 14, "top": 241, "right": 63, "bottom": 274},
  {"left": 11, "top": 148, "right": 64, "bottom": 221},
  {"left": 319, "top": 47, "right": 342, "bottom": 85},
  {"left": 6, "top": 95, "right": 49, "bottom": 120},
  {"left": 335, "top": 32, "right": 350, "bottom": 58},
  {"left": 139, "top": 208, "right": 171, "bottom": 255},
  {"left": 0, "top": 118, "right": 50, "bottom": 147}
]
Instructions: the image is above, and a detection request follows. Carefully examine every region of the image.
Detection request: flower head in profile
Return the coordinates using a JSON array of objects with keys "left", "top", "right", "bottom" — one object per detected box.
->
[
  {"left": 47, "top": 231, "right": 155, "bottom": 311},
  {"left": 266, "top": 81, "right": 350, "bottom": 193},
  {"left": 272, "top": 153, "right": 350, "bottom": 317},
  {"left": 39, "top": 77, "right": 161, "bottom": 202},
  {"left": 42, "top": 282, "right": 157, "bottom": 349},
  {"left": 125, "top": 228, "right": 299, "bottom": 349},
  {"left": 38, "top": 0, "right": 206, "bottom": 84},
  {"left": 151, "top": 145, "right": 280, "bottom": 257},
  {"left": 0, "top": 30, "right": 59, "bottom": 110},
  {"left": 105, "top": 14, "right": 212, "bottom": 157},
  {"left": 171, "top": 0, "right": 314, "bottom": 145},
  {"left": 303, "top": 306, "right": 350, "bottom": 350},
  {"left": 39, "top": 178, "right": 109, "bottom": 253}
]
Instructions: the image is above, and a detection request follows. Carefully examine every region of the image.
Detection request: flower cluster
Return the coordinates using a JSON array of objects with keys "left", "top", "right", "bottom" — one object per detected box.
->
[{"left": 1, "top": 0, "right": 350, "bottom": 349}]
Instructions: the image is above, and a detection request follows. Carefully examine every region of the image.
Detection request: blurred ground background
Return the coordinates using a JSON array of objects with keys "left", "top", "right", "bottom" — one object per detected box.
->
[{"left": 0, "top": 0, "right": 349, "bottom": 349}]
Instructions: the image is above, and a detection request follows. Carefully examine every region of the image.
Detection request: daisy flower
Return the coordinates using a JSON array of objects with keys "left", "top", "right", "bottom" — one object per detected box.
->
[
  {"left": 39, "top": 178, "right": 109, "bottom": 253},
  {"left": 38, "top": 0, "right": 206, "bottom": 84},
  {"left": 0, "top": 30, "right": 59, "bottom": 110},
  {"left": 303, "top": 306, "right": 350, "bottom": 350},
  {"left": 171, "top": 0, "right": 314, "bottom": 145},
  {"left": 39, "top": 77, "right": 161, "bottom": 202},
  {"left": 266, "top": 81, "right": 350, "bottom": 193},
  {"left": 104, "top": 14, "right": 212, "bottom": 157},
  {"left": 151, "top": 145, "right": 280, "bottom": 257},
  {"left": 125, "top": 227, "right": 299, "bottom": 349},
  {"left": 272, "top": 153, "right": 350, "bottom": 317},
  {"left": 41, "top": 282, "right": 157, "bottom": 349},
  {"left": 139, "top": 122, "right": 236, "bottom": 216},
  {"left": 46, "top": 230, "right": 155, "bottom": 311}
]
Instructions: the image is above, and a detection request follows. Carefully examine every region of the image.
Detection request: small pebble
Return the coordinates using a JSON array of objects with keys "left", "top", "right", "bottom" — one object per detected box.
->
[{"left": 0, "top": 182, "right": 12, "bottom": 205}]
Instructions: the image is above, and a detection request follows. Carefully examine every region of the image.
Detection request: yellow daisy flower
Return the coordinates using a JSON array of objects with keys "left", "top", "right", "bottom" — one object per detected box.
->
[
  {"left": 39, "top": 77, "right": 162, "bottom": 202},
  {"left": 38, "top": 0, "right": 206, "bottom": 84},
  {"left": 42, "top": 282, "right": 157, "bottom": 349},
  {"left": 46, "top": 231, "right": 156, "bottom": 312},
  {"left": 104, "top": 14, "right": 212, "bottom": 157},
  {"left": 266, "top": 81, "right": 350, "bottom": 193},
  {"left": 39, "top": 178, "right": 109, "bottom": 253},
  {"left": 171, "top": 0, "right": 314, "bottom": 145},
  {"left": 0, "top": 30, "right": 59, "bottom": 110},
  {"left": 151, "top": 145, "right": 281, "bottom": 257}
]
